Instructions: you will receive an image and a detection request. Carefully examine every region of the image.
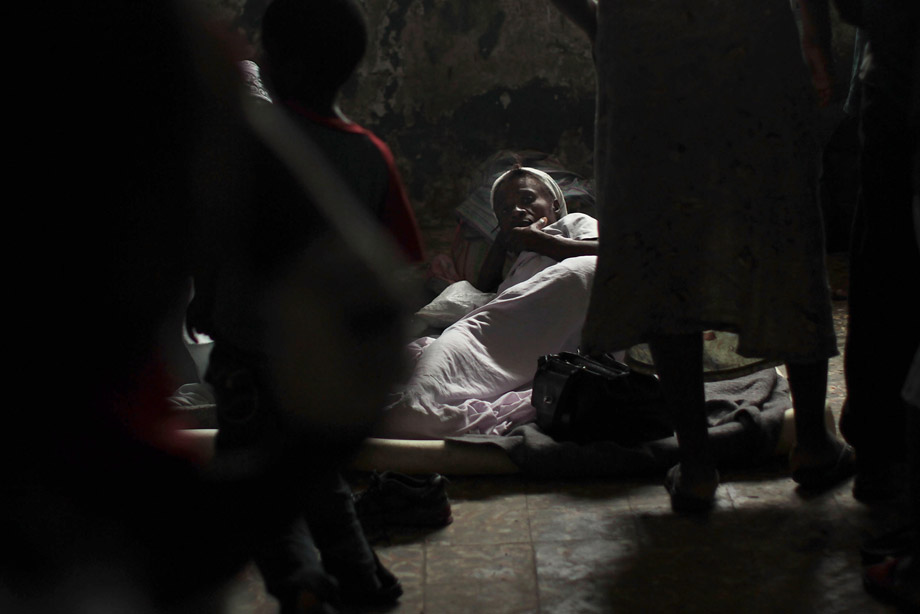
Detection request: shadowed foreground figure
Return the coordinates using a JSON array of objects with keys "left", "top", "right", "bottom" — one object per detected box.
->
[
  {"left": 8, "top": 3, "right": 410, "bottom": 613},
  {"left": 841, "top": 2, "right": 919, "bottom": 606},
  {"left": 258, "top": 0, "right": 425, "bottom": 265},
  {"left": 837, "top": 0, "right": 920, "bottom": 504}
]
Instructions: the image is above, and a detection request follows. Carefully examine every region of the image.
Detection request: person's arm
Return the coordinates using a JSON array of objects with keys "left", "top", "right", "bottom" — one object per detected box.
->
[
  {"left": 797, "top": 0, "right": 834, "bottom": 107},
  {"left": 476, "top": 232, "right": 513, "bottom": 292},
  {"left": 548, "top": 0, "right": 598, "bottom": 44},
  {"left": 475, "top": 217, "right": 599, "bottom": 292},
  {"left": 508, "top": 217, "right": 599, "bottom": 260}
]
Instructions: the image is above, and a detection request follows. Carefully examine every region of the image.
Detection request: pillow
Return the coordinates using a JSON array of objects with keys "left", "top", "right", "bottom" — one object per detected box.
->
[
  {"left": 414, "top": 281, "right": 496, "bottom": 328},
  {"left": 449, "top": 222, "right": 494, "bottom": 285}
]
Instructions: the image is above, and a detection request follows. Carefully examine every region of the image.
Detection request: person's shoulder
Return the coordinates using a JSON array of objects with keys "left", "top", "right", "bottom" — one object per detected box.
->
[
  {"left": 556, "top": 212, "right": 598, "bottom": 239},
  {"left": 293, "top": 115, "right": 388, "bottom": 170},
  {"left": 320, "top": 116, "right": 394, "bottom": 170},
  {"left": 562, "top": 212, "right": 596, "bottom": 223},
  {"left": 354, "top": 124, "right": 396, "bottom": 163}
]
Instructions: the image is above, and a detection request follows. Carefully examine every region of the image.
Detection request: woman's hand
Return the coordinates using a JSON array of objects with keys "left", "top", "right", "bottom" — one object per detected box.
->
[
  {"left": 797, "top": 0, "right": 833, "bottom": 108},
  {"left": 477, "top": 218, "right": 557, "bottom": 292},
  {"left": 479, "top": 216, "right": 599, "bottom": 292},
  {"left": 504, "top": 217, "right": 554, "bottom": 254},
  {"left": 504, "top": 218, "right": 599, "bottom": 261},
  {"left": 802, "top": 42, "right": 833, "bottom": 107}
]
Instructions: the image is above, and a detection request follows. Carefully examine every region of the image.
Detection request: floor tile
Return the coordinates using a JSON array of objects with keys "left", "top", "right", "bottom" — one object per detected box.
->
[
  {"left": 425, "top": 543, "right": 538, "bottom": 613},
  {"left": 534, "top": 538, "right": 637, "bottom": 614},
  {"left": 226, "top": 286, "right": 901, "bottom": 614},
  {"left": 426, "top": 497, "right": 530, "bottom": 546},
  {"left": 528, "top": 504, "right": 637, "bottom": 544}
]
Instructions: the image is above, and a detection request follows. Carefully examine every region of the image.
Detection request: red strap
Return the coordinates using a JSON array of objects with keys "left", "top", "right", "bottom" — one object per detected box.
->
[{"left": 283, "top": 102, "right": 426, "bottom": 262}]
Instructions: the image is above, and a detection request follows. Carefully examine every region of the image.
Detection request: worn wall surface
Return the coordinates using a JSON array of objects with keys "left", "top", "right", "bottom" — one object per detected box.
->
[
  {"left": 203, "top": 0, "right": 856, "bottom": 247},
  {"left": 206, "top": 0, "right": 596, "bottom": 239},
  {"left": 346, "top": 0, "right": 597, "bottom": 232}
]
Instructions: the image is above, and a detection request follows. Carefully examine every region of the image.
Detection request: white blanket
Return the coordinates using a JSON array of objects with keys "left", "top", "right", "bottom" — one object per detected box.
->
[{"left": 377, "top": 214, "right": 599, "bottom": 439}]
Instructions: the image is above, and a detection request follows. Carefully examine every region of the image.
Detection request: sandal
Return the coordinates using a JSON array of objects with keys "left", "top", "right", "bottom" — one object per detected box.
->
[
  {"left": 861, "top": 525, "right": 916, "bottom": 565},
  {"left": 863, "top": 556, "right": 920, "bottom": 613},
  {"left": 790, "top": 441, "right": 856, "bottom": 491},
  {"left": 327, "top": 550, "right": 403, "bottom": 608},
  {"left": 853, "top": 460, "right": 907, "bottom": 503},
  {"left": 664, "top": 464, "right": 718, "bottom": 513}
]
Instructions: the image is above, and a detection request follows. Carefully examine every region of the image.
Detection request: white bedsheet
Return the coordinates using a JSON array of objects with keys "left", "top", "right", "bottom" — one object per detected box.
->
[{"left": 377, "top": 214, "right": 599, "bottom": 439}]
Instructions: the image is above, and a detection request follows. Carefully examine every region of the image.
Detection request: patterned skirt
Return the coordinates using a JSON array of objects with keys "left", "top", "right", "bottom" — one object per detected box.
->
[{"left": 582, "top": 0, "right": 836, "bottom": 363}]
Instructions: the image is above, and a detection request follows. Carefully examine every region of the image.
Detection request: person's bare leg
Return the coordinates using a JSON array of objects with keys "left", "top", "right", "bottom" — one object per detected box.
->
[
  {"left": 649, "top": 332, "right": 718, "bottom": 507},
  {"left": 787, "top": 359, "right": 855, "bottom": 487},
  {"left": 787, "top": 359, "right": 832, "bottom": 450}
]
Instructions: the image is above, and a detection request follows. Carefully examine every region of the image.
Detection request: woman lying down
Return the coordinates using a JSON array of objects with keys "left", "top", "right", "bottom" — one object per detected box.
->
[{"left": 375, "top": 166, "right": 600, "bottom": 439}]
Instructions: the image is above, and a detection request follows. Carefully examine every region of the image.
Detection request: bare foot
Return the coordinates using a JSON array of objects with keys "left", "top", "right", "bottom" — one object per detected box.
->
[
  {"left": 789, "top": 438, "right": 856, "bottom": 490},
  {"left": 665, "top": 463, "right": 719, "bottom": 512}
]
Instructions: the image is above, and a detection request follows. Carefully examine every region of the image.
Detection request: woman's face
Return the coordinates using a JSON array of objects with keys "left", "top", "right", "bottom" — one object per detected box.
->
[{"left": 492, "top": 174, "right": 559, "bottom": 234}]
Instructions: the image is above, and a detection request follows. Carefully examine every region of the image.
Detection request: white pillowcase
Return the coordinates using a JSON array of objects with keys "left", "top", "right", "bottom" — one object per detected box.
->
[{"left": 414, "top": 281, "right": 496, "bottom": 328}]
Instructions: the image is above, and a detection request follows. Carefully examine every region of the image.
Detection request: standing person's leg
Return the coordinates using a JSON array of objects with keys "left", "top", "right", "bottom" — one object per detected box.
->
[
  {"left": 862, "top": 399, "right": 920, "bottom": 611},
  {"left": 252, "top": 517, "right": 340, "bottom": 614},
  {"left": 302, "top": 470, "right": 402, "bottom": 607},
  {"left": 861, "top": 61, "right": 920, "bottom": 600},
  {"left": 841, "top": 75, "right": 919, "bottom": 500},
  {"left": 910, "top": 398, "right": 919, "bottom": 551},
  {"left": 910, "top": 401, "right": 919, "bottom": 563},
  {"left": 206, "top": 346, "right": 345, "bottom": 611},
  {"left": 787, "top": 359, "right": 856, "bottom": 487},
  {"left": 648, "top": 332, "right": 718, "bottom": 511},
  {"left": 857, "top": 64, "right": 920, "bottom": 602}
]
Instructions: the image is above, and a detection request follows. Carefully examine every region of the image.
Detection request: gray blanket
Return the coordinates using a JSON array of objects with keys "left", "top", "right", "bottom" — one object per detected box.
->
[{"left": 449, "top": 368, "right": 790, "bottom": 478}]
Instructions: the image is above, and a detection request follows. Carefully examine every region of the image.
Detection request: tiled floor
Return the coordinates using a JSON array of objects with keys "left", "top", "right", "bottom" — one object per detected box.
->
[{"left": 225, "top": 254, "right": 907, "bottom": 613}]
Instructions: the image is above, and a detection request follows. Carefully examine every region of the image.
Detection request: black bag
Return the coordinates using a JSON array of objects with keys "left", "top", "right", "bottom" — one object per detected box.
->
[{"left": 532, "top": 351, "right": 673, "bottom": 445}]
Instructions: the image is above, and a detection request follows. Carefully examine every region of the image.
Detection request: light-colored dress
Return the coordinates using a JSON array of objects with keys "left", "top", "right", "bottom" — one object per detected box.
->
[
  {"left": 378, "top": 214, "right": 599, "bottom": 439},
  {"left": 582, "top": 0, "right": 837, "bottom": 363}
]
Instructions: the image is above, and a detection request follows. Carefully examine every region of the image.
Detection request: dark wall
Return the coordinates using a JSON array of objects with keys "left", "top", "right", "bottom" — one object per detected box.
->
[
  {"left": 207, "top": 0, "right": 596, "bottom": 241},
  {"left": 205, "top": 0, "right": 856, "bottom": 249},
  {"left": 345, "top": 0, "right": 596, "bottom": 232}
]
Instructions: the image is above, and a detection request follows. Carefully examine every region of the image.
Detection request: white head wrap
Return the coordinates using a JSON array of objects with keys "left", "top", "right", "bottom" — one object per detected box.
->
[
  {"left": 238, "top": 60, "right": 273, "bottom": 104},
  {"left": 490, "top": 166, "right": 568, "bottom": 217}
]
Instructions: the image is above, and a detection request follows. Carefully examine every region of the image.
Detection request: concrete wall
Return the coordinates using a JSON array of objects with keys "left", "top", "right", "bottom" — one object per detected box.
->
[
  {"left": 346, "top": 0, "right": 597, "bottom": 232},
  {"left": 208, "top": 0, "right": 596, "bottom": 241},
  {"left": 205, "top": 0, "right": 856, "bottom": 247}
]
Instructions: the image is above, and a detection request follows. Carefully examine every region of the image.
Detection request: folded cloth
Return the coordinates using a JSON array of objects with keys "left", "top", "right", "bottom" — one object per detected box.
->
[
  {"left": 168, "top": 382, "right": 217, "bottom": 408},
  {"left": 452, "top": 368, "right": 792, "bottom": 478},
  {"left": 378, "top": 252, "right": 597, "bottom": 439},
  {"left": 413, "top": 281, "right": 495, "bottom": 329},
  {"left": 168, "top": 383, "right": 218, "bottom": 428}
]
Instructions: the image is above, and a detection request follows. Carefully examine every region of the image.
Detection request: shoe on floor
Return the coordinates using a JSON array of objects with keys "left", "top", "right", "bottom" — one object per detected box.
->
[
  {"left": 325, "top": 550, "right": 403, "bottom": 608},
  {"left": 861, "top": 525, "right": 917, "bottom": 565},
  {"left": 354, "top": 471, "right": 453, "bottom": 529},
  {"left": 276, "top": 570, "right": 341, "bottom": 614},
  {"left": 863, "top": 556, "right": 920, "bottom": 613},
  {"left": 664, "top": 464, "right": 718, "bottom": 514},
  {"left": 853, "top": 460, "right": 907, "bottom": 503},
  {"left": 279, "top": 591, "right": 341, "bottom": 614},
  {"left": 790, "top": 441, "right": 856, "bottom": 491}
]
